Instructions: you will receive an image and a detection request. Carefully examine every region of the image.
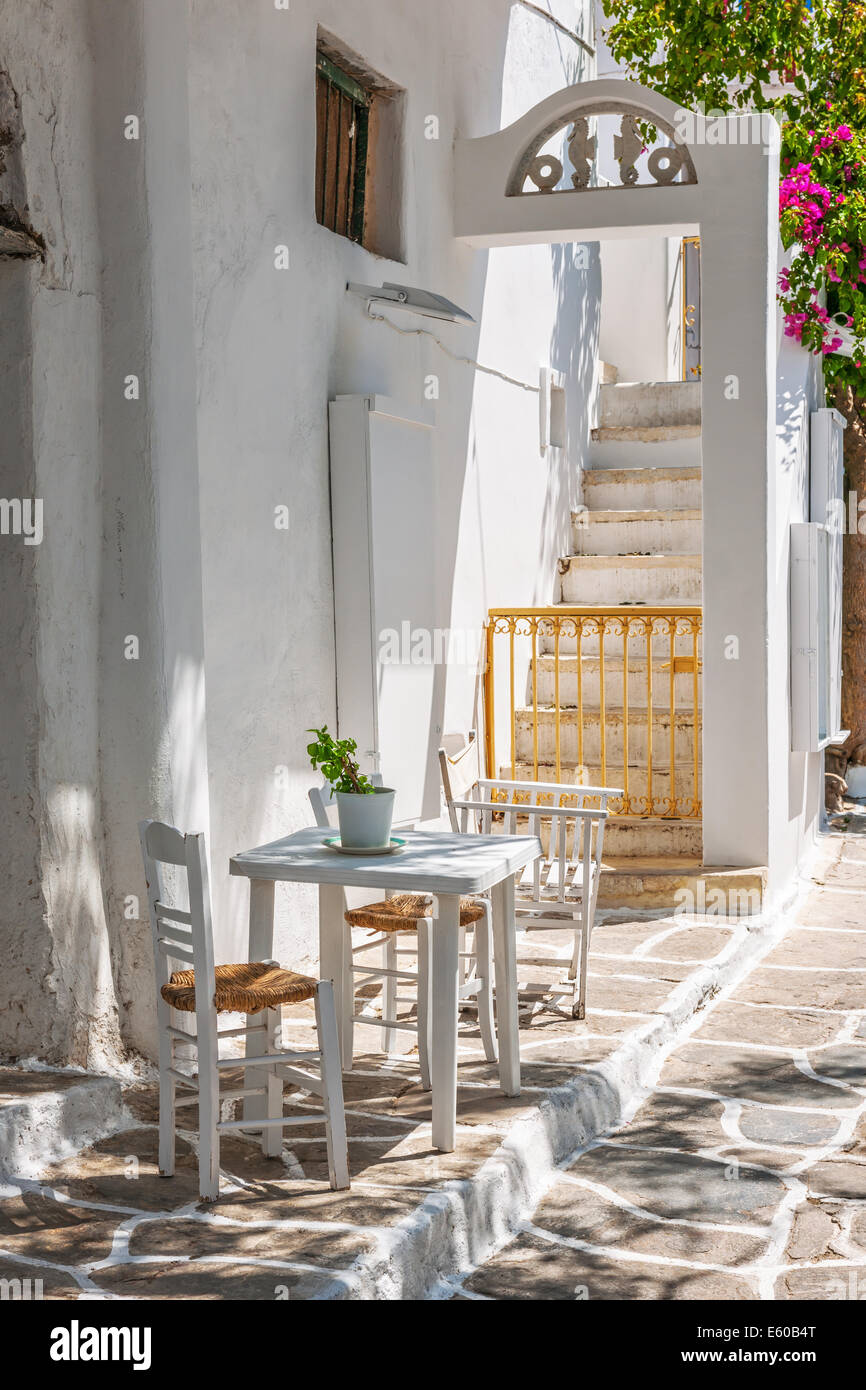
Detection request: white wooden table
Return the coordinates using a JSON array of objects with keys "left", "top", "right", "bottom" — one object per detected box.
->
[{"left": 230, "top": 826, "right": 541, "bottom": 1152}]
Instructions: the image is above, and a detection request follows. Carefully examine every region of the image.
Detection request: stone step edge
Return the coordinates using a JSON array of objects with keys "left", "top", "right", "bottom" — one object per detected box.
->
[
  {"left": 515, "top": 707, "right": 702, "bottom": 724},
  {"left": 592, "top": 425, "right": 701, "bottom": 442},
  {"left": 533, "top": 657, "right": 703, "bottom": 674},
  {"left": 0, "top": 1070, "right": 128, "bottom": 1178},
  {"left": 312, "top": 888, "right": 788, "bottom": 1301},
  {"left": 573, "top": 507, "right": 702, "bottom": 524},
  {"left": 561, "top": 544, "right": 706, "bottom": 561},
  {"left": 600, "top": 860, "right": 765, "bottom": 881},
  {"left": 583, "top": 465, "right": 702, "bottom": 485}
]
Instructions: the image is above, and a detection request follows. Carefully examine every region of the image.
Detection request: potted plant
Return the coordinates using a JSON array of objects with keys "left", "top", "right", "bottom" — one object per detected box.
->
[{"left": 306, "top": 725, "right": 395, "bottom": 850}]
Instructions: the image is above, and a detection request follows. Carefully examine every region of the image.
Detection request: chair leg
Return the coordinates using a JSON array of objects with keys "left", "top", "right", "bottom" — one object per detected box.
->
[
  {"left": 568, "top": 923, "right": 580, "bottom": 982},
  {"left": 263, "top": 1007, "right": 284, "bottom": 1158},
  {"left": 342, "top": 928, "right": 355, "bottom": 1072},
  {"left": 572, "top": 918, "right": 590, "bottom": 1021},
  {"left": 416, "top": 919, "right": 433, "bottom": 1091},
  {"left": 315, "top": 981, "right": 350, "bottom": 1191},
  {"left": 157, "top": 1003, "right": 176, "bottom": 1177},
  {"left": 197, "top": 1002, "right": 221, "bottom": 1201},
  {"left": 475, "top": 906, "right": 498, "bottom": 1063},
  {"left": 381, "top": 933, "right": 398, "bottom": 1053}
]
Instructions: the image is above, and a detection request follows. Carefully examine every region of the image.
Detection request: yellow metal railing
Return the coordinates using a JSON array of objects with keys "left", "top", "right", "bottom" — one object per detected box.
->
[{"left": 484, "top": 606, "right": 702, "bottom": 820}]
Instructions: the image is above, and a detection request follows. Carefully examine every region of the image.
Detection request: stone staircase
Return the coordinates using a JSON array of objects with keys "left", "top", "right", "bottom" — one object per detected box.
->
[{"left": 510, "top": 367, "right": 766, "bottom": 913}]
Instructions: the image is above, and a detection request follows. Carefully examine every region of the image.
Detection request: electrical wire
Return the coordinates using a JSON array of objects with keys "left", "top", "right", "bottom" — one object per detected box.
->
[{"left": 363, "top": 301, "right": 541, "bottom": 394}]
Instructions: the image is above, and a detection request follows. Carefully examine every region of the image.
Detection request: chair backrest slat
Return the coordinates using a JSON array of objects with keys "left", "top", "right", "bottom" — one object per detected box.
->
[
  {"left": 157, "top": 938, "right": 195, "bottom": 964},
  {"left": 154, "top": 901, "right": 192, "bottom": 925},
  {"left": 439, "top": 751, "right": 620, "bottom": 916},
  {"left": 438, "top": 737, "right": 483, "bottom": 832},
  {"left": 142, "top": 821, "right": 188, "bottom": 866},
  {"left": 140, "top": 821, "right": 217, "bottom": 1022}
]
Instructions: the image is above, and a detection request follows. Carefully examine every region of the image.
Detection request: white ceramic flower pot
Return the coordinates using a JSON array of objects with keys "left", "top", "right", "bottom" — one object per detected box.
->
[{"left": 336, "top": 788, "right": 396, "bottom": 849}]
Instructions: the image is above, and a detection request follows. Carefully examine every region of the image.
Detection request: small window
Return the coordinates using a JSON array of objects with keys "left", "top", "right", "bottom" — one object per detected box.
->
[
  {"left": 315, "top": 53, "right": 370, "bottom": 245},
  {"left": 315, "top": 35, "right": 405, "bottom": 261}
]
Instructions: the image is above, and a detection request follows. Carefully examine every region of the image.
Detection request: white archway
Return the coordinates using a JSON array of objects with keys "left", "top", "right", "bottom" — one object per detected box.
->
[{"left": 455, "top": 79, "right": 782, "bottom": 874}]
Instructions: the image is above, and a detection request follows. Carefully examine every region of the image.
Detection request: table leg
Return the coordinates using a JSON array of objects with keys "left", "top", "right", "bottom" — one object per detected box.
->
[
  {"left": 319, "top": 883, "right": 352, "bottom": 1072},
  {"left": 492, "top": 874, "right": 521, "bottom": 1097},
  {"left": 243, "top": 879, "right": 276, "bottom": 1127},
  {"left": 431, "top": 894, "right": 460, "bottom": 1152}
]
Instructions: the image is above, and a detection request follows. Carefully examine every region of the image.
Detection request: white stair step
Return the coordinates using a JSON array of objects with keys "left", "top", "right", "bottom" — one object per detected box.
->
[
  {"left": 601, "top": 822, "right": 703, "bottom": 858},
  {"left": 534, "top": 654, "right": 701, "bottom": 709},
  {"left": 587, "top": 436, "right": 702, "bottom": 470},
  {"left": 559, "top": 554, "right": 702, "bottom": 605},
  {"left": 515, "top": 706, "right": 700, "bottom": 768},
  {"left": 572, "top": 507, "right": 701, "bottom": 556},
  {"left": 593, "top": 425, "right": 700, "bottom": 443},
  {"left": 599, "top": 380, "right": 701, "bottom": 430},
  {"left": 495, "top": 808, "right": 702, "bottom": 858},
  {"left": 582, "top": 466, "right": 701, "bottom": 511},
  {"left": 597, "top": 862, "right": 766, "bottom": 912}
]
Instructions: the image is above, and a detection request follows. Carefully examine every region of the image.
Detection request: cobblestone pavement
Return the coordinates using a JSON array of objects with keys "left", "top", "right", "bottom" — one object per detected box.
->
[
  {"left": 0, "top": 903, "right": 751, "bottom": 1300},
  {"left": 2, "top": 833, "right": 862, "bottom": 1301},
  {"left": 454, "top": 833, "right": 866, "bottom": 1301}
]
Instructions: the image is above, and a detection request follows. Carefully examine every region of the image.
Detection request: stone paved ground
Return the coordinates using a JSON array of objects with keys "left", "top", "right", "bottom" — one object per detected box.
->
[
  {"left": 454, "top": 831, "right": 866, "bottom": 1301},
  {"left": 2, "top": 831, "right": 863, "bottom": 1300},
  {"left": 0, "top": 906, "right": 747, "bottom": 1299}
]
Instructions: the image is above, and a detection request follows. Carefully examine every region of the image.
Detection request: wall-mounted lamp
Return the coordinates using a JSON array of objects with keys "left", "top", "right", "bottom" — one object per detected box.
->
[{"left": 347, "top": 280, "right": 475, "bottom": 325}]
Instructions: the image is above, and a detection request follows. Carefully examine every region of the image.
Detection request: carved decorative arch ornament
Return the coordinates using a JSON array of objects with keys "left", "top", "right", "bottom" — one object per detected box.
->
[{"left": 508, "top": 104, "right": 698, "bottom": 197}]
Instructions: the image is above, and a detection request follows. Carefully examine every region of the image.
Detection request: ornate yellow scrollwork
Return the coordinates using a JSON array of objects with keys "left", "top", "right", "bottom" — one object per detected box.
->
[{"left": 484, "top": 606, "right": 703, "bottom": 823}]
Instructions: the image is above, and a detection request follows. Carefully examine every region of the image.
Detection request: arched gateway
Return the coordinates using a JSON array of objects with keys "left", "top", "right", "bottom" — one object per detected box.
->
[{"left": 454, "top": 79, "right": 783, "bottom": 878}]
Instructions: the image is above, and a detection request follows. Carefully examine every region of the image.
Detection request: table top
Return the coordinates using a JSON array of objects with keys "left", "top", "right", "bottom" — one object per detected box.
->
[{"left": 230, "top": 826, "right": 542, "bottom": 895}]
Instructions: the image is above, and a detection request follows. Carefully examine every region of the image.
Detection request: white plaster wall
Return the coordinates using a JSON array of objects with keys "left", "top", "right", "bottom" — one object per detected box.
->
[
  {"left": 0, "top": 0, "right": 598, "bottom": 1065},
  {"left": 185, "top": 0, "right": 597, "bottom": 986},
  {"left": 594, "top": 0, "right": 677, "bottom": 385},
  {"left": 599, "top": 237, "right": 673, "bottom": 382},
  {"left": 767, "top": 260, "right": 825, "bottom": 902},
  {"left": 0, "top": 1, "right": 825, "bottom": 1066},
  {"left": 0, "top": 0, "right": 121, "bottom": 1066}
]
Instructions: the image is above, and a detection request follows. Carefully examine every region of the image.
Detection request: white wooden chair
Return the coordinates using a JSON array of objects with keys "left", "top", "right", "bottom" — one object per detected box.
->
[
  {"left": 308, "top": 783, "right": 497, "bottom": 1082},
  {"left": 439, "top": 738, "right": 621, "bottom": 1020},
  {"left": 140, "top": 820, "right": 349, "bottom": 1200}
]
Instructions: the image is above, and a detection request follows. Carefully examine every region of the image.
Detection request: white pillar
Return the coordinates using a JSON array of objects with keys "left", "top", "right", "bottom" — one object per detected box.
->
[{"left": 699, "top": 116, "right": 779, "bottom": 869}]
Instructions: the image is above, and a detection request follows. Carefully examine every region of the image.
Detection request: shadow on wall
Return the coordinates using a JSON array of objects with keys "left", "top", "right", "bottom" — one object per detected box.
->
[
  {"left": 776, "top": 329, "right": 824, "bottom": 829},
  {"left": 88, "top": 0, "right": 166, "bottom": 1063},
  {"left": 436, "top": 24, "right": 600, "bottom": 758},
  {"left": 548, "top": 237, "right": 602, "bottom": 573},
  {"left": 0, "top": 261, "right": 47, "bottom": 1059}
]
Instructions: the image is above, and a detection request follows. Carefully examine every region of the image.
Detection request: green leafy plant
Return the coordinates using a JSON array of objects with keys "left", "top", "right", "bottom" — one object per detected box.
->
[
  {"left": 306, "top": 725, "right": 374, "bottom": 796},
  {"left": 777, "top": 118, "right": 866, "bottom": 390},
  {"left": 603, "top": 0, "right": 866, "bottom": 395}
]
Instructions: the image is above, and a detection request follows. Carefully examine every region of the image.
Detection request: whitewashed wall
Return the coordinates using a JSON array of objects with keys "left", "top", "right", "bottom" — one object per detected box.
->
[
  {"left": 768, "top": 263, "right": 826, "bottom": 901},
  {"left": 0, "top": 0, "right": 120, "bottom": 1068},
  {"left": 0, "top": 0, "right": 598, "bottom": 1064},
  {"left": 599, "top": 237, "right": 675, "bottom": 382},
  {"left": 184, "top": 0, "right": 598, "bottom": 1050}
]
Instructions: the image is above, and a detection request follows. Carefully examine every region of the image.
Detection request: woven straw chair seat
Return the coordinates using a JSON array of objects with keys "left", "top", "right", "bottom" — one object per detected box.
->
[
  {"left": 161, "top": 961, "right": 317, "bottom": 1014},
  {"left": 344, "top": 892, "right": 485, "bottom": 933}
]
